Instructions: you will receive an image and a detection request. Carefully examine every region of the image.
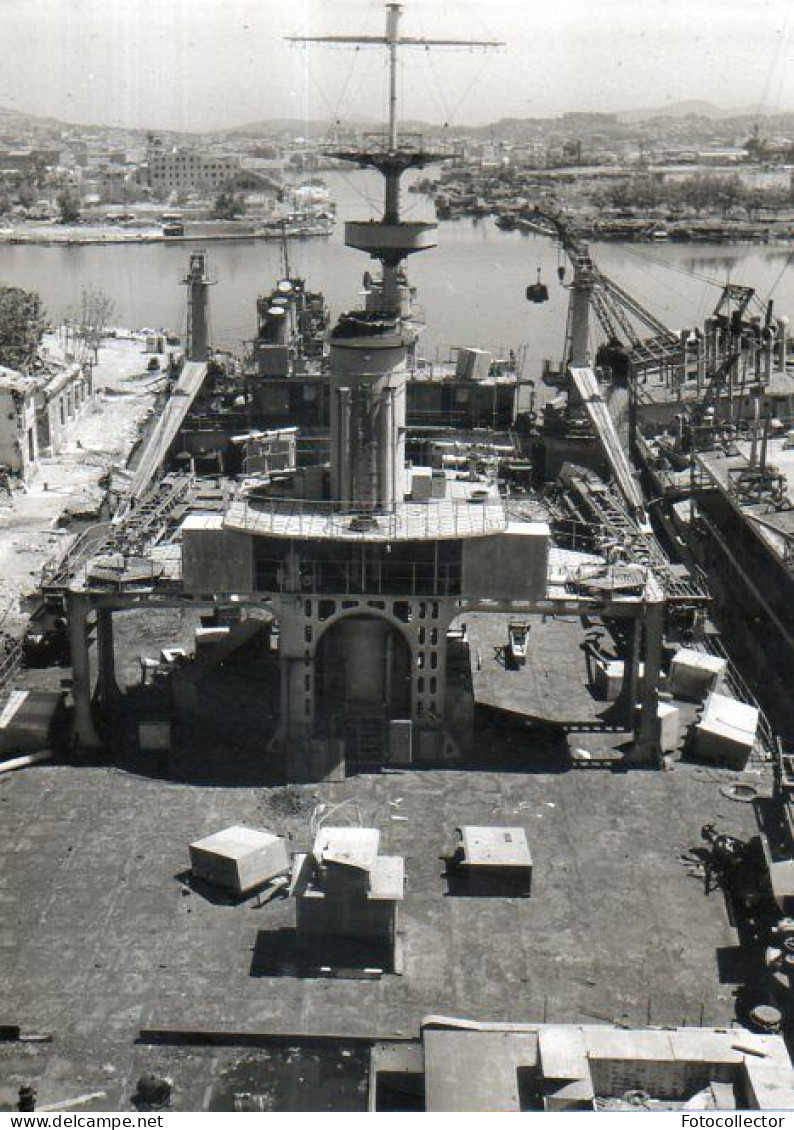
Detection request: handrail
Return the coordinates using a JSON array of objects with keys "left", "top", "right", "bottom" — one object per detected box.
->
[
  {"left": 229, "top": 494, "right": 508, "bottom": 540},
  {"left": 0, "top": 638, "right": 24, "bottom": 700},
  {"left": 40, "top": 521, "right": 114, "bottom": 588}
]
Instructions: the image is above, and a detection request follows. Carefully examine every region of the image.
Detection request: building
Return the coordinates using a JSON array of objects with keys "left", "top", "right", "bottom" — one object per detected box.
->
[
  {"left": 0, "top": 359, "right": 93, "bottom": 481},
  {"left": 146, "top": 140, "right": 240, "bottom": 195},
  {"left": 695, "top": 431, "right": 794, "bottom": 731}
]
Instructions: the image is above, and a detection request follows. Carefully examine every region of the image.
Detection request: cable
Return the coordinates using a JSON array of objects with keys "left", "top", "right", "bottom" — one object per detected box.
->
[
  {"left": 754, "top": 0, "right": 794, "bottom": 122},
  {"left": 764, "top": 249, "right": 794, "bottom": 302},
  {"left": 617, "top": 243, "right": 726, "bottom": 291},
  {"left": 447, "top": 53, "right": 493, "bottom": 126},
  {"left": 330, "top": 46, "right": 362, "bottom": 129}
]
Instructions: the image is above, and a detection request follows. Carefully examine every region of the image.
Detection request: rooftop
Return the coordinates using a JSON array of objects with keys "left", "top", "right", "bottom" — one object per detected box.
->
[
  {"left": 409, "top": 1021, "right": 793, "bottom": 1112},
  {"left": 190, "top": 824, "right": 281, "bottom": 861},
  {"left": 0, "top": 363, "right": 34, "bottom": 393}
]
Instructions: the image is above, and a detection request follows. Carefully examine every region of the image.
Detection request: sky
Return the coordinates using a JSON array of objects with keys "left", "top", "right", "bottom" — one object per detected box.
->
[{"left": 1, "top": 0, "right": 793, "bottom": 132}]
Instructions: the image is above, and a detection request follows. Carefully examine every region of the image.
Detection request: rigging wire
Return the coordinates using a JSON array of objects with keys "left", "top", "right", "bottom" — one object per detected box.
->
[
  {"left": 616, "top": 243, "right": 727, "bottom": 291},
  {"left": 447, "top": 53, "right": 494, "bottom": 127},
  {"left": 754, "top": 0, "right": 794, "bottom": 123},
  {"left": 330, "top": 45, "right": 362, "bottom": 131},
  {"left": 764, "top": 249, "right": 794, "bottom": 302},
  {"left": 610, "top": 245, "right": 694, "bottom": 309},
  {"left": 410, "top": 8, "right": 454, "bottom": 127}
]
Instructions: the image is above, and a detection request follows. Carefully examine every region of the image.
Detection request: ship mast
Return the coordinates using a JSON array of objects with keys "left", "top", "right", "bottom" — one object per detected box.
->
[
  {"left": 288, "top": 4, "right": 503, "bottom": 295},
  {"left": 288, "top": 4, "right": 502, "bottom": 507}
]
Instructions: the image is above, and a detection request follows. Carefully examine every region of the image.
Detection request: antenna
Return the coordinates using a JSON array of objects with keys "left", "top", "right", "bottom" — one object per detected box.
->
[
  {"left": 287, "top": 3, "right": 503, "bottom": 314},
  {"left": 287, "top": 3, "right": 503, "bottom": 158}
]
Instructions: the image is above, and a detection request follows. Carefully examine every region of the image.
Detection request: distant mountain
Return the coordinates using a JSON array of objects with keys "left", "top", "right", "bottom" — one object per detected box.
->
[
  {"left": 0, "top": 103, "right": 150, "bottom": 139},
  {"left": 226, "top": 117, "right": 371, "bottom": 138},
  {"left": 1, "top": 98, "right": 793, "bottom": 142},
  {"left": 0, "top": 104, "right": 67, "bottom": 131},
  {"left": 616, "top": 101, "right": 725, "bottom": 123},
  {"left": 617, "top": 100, "right": 792, "bottom": 123}
]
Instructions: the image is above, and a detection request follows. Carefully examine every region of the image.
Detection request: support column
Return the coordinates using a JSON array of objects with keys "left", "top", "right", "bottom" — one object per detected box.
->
[
  {"left": 95, "top": 606, "right": 121, "bottom": 705},
  {"left": 269, "top": 597, "right": 316, "bottom": 777},
  {"left": 627, "top": 368, "right": 638, "bottom": 463},
  {"left": 623, "top": 614, "right": 642, "bottom": 731},
  {"left": 776, "top": 316, "right": 789, "bottom": 373},
  {"left": 68, "top": 593, "right": 101, "bottom": 749},
  {"left": 628, "top": 586, "right": 665, "bottom": 766}
]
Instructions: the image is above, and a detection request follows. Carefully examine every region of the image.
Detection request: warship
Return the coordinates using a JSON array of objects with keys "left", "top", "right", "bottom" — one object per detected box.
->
[{"left": 2, "top": 2, "right": 794, "bottom": 1114}]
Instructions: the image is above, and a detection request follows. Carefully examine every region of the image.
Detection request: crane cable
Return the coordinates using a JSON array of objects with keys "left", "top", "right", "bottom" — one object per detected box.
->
[
  {"left": 617, "top": 243, "right": 727, "bottom": 291},
  {"left": 764, "top": 250, "right": 794, "bottom": 302},
  {"left": 753, "top": 0, "right": 793, "bottom": 123}
]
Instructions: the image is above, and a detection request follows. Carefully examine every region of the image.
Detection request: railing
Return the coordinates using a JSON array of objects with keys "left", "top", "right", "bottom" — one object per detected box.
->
[
  {"left": 84, "top": 556, "right": 168, "bottom": 593},
  {"left": 0, "top": 638, "right": 24, "bottom": 702},
  {"left": 40, "top": 521, "right": 114, "bottom": 590},
  {"left": 228, "top": 494, "right": 508, "bottom": 540},
  {"left": 331, "top": 131, "right": 459, "bottom": 159}
]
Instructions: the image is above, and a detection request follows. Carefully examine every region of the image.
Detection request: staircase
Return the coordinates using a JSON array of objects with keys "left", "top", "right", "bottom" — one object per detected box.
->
[
  {"left": 180, "top": 617, "right": 269, "bottom": 685},
  {"left": 559, "top": 467, "right": 707, "bottom": 600},
  {"left": 171, "top": 616, "right": 270, "bottom": 715},
  {"left": 343, "top": 714, "right": 388, "bottom": 767}
]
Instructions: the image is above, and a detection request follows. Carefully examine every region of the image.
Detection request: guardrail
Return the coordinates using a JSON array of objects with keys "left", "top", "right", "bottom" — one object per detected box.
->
[
  {"left": 40, "top": 521, "right": 114, "bottom": 590},
  {"left": 229, "top": 494, "right": 509, "bottom": 540},
  {"left": 0, "top": 638, "right": 24, "bottom": 702}
]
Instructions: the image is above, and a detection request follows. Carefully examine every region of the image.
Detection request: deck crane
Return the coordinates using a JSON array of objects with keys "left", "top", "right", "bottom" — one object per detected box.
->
[
  {"left": 525, "top": 206, "right": 678, "bottom": 373},
  {"left": 523, "top": 207, "right": 669, "bottom": 525},
  {"left": 687, "top": 352, "right": 741, "bottom": 435},
  {"left": 713, "top": 283, "right": 756, "bottom": 324}
]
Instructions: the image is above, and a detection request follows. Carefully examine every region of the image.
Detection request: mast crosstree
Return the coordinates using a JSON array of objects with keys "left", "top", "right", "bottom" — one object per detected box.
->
[
  {"left": 288, "top": 4, "right": 503, "bottom": 308},
  {"left": 288, "top": 3, "right": 502, "bottom": 158}
]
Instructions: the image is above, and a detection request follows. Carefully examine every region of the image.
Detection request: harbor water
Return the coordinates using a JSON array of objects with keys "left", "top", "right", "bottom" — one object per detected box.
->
[{"left": 2, "top": 169, "right": 794, "bottom": 380}]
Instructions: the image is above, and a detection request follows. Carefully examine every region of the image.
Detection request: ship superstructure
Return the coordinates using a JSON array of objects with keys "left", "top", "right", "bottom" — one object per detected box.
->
[
  {"left": 8, "top": 6, "right": 794, "bottom": 1109},
  {"left": 51, "top": 6, "right": 677, "bottom": 782}
]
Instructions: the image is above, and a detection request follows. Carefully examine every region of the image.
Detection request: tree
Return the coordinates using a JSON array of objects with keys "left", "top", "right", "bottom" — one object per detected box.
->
[
  {"left": 15, "top": 180, "right": 36, "bottom": 209},
  {"left": 74, "top": 286, "right": 116, "bottom": 363},
  {"left": 0, "top": 286, "right": 46, "bottom": 370},
  {"left": 212, "top": 190, "right": 245, "bottom": 220},
  {"left": 56, "top": 189, "right": 81, "bottom": 224}
]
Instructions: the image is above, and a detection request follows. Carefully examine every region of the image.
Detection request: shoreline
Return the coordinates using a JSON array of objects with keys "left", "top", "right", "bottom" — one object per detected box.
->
[
  {"left": 3, "top": 220, "right": 790, "bottom": 248},
  {"left": 0, "top": 226, "right": 334, "bottom": 247}
]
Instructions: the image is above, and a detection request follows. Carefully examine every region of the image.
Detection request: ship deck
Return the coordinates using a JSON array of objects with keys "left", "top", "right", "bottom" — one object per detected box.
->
[
  {"left": 0, "top": 612, "right": 767, "bottom": 1112},
  {"left": 698, "top": 437, "right": 794, "bottom": 559},
  {"left": 224, "top": 477, "right": 511, "bottom": 541}
]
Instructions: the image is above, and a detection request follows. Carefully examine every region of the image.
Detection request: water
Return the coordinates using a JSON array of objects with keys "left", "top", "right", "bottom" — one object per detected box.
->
[{"left": 2, "top": 169, "right": 794, "bottom": 381}]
